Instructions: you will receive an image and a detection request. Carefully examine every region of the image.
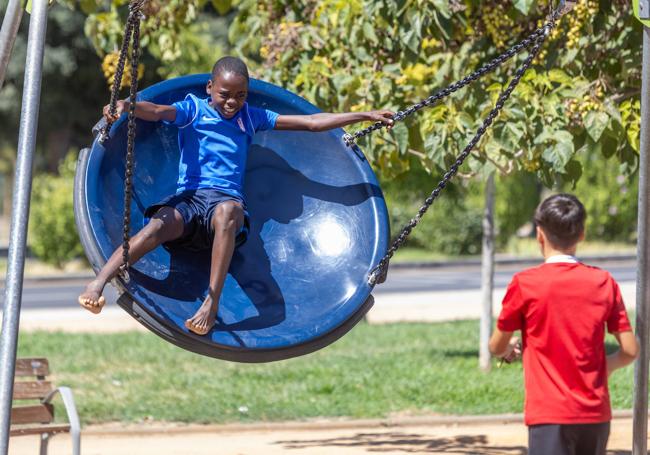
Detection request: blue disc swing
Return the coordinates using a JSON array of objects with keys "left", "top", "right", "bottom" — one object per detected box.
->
[
  {"left": 75, "top": 71, "right": 389, "bottom": 362},
  {"left": 74, "top": 1, "right": 574, "bottom": 362}
]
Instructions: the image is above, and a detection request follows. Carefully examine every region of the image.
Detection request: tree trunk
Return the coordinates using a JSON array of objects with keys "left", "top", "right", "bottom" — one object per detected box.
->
[
  {"left": 2, "top": 171, "right": 10, "bottom": 217},
  {"left": 1, "top": 147, "right": 16, "bottom": 239},
  {"left": 45, "top": 128, "right": 72, "bottom": 173},
  {"left": 479, "top": 172, "right": 496, "bottom": 372}
]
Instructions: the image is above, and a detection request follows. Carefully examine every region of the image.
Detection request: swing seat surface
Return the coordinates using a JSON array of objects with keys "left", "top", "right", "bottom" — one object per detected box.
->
[{"left": 74, "top": 74, "right": 389, "bottom": 362}]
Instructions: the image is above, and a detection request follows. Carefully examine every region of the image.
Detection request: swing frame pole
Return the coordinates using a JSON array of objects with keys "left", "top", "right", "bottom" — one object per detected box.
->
[
  {"left": 0, "top": 0, "right": 23, "bottom": 90},
  {"left": 0, "top": 0, "right": 48, "bottom": 453},
  {"left": 633, "top": 23, "right": 650, "bottom": 455}
]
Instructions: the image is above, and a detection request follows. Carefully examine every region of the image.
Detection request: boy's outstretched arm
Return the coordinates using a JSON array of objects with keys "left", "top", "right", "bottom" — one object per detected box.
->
[
  {"left": 103, "top": 100, "right": 176, "bottom": 123},
  {"left": 607, "top": 330, "right": 639, "bottom": 376},
  {"left": 274, "top": 110, "right": 394, "bottom": 132}
]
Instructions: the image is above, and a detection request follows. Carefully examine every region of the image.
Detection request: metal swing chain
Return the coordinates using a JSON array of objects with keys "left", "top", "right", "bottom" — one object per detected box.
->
[
  {"left": 98, "top": 1, "right": 146, "bottom": 144},
  {"left": 119, "top": 2, "right": 144, "bottom": 280},
  {"left": 98, "top": 0, "right": 146, "bottom": 280},
  {"left": 366, "top": 17, "right": 559, "bottom": 286}
]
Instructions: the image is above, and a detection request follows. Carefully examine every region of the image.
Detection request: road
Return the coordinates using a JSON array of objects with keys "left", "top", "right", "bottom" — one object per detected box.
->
[{"left": 0, "top": 259, "right": 637, "bottom": 310}]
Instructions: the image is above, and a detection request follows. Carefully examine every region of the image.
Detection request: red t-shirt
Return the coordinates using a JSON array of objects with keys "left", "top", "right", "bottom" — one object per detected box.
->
[{"left": 497, "top": 261, "right": 632, "bottom": 426}]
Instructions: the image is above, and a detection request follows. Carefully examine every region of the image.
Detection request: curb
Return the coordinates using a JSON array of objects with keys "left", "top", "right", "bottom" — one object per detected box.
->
[{"left": 79, "top": 410, "right": 634, "bottom": 437}]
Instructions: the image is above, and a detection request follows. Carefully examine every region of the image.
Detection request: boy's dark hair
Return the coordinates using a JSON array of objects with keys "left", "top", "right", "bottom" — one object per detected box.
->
[
  {"left": 212, "top": 56, "right": 249, "bottom": 82},
  {"left": 534, "top": 193, "right": 586, "bottom": 250}
]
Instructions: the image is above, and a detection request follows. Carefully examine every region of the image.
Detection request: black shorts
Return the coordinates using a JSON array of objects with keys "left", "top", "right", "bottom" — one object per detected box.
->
[
  {"left": 144, "top": 188, "right": 250, "bottom": 252},
  {"left": 528, "top": 422, "right": 610, "bottom": 455}
]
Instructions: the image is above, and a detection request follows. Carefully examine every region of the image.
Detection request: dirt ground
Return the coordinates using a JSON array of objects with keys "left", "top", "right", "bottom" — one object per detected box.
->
[{"left": 8, "top": 415, "right": 639, "bottom": 455}]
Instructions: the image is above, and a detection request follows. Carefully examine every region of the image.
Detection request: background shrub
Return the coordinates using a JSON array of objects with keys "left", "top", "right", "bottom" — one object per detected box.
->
[
  {"left": 382, "top": 169, "right": 483, "bottom": 255},
  {"left": 29, "top": 151, "right": 84, "bottom": 267},
  {"left": 570, "top": 152, "right": 638, "bottom": 243}
]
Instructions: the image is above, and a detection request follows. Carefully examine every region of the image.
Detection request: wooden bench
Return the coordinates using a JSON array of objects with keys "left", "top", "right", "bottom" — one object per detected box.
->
[{"left": 11, "top": 358, "right": 80, "bottom": 455}]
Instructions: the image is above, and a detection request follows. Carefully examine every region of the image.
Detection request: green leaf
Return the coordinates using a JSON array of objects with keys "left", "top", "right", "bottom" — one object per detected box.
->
[
  {"left": 424, "top": 132, "right": 442, "bottom": 158},
  {"left": 392, "top": 122, "right": 409, "bottom": 155},
  {"left": 79, "top": 0, "right": 99, "bottom": 14},
  {"left": 563, "top": 159, "right": 583, "bottom": 188},
  {"left": 584, "top": 111, "right": 609, "bottom": 142},
  {"left": 542, "top": 142, "right": 573, "bottom": 172},
  {"left": 513, "top": 0, "right": 535, "bottom": 15},
  {"left": 599, "top": 133, "right": 619, "bottom": 159},
  {"left": 400, "top": 29, "right": 420, "bottom": 54},
  {"left": 505, "top": 123, "right": 525, "bottom": 142},
  {"left": 24, "top": 0, "right": 56, "bottom": 13},
  {"left": 456, "top": 112, "right": 474, "bottom": 131},
  {"left": 547, "top": 69, "right": 572, "bottom": 85},
  {"left": 605, "top": 99, "right": 624, "bottom": 125},
  {"left": 362, "top": 23, "right": 378, "bottom": 44},
  {"left": 211, "top": 0, "right": 233, "bottom": 15},
  {"left": 432, "top": 0, "right": 451, "bottom": 17}
]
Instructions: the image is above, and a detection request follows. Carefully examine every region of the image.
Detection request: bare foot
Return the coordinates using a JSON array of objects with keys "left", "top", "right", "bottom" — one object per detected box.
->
[
  {"left": 185, "top": 294, "right": 218, "bottom": 336},
  {"left": 78, "top": 280, "right": 106, "bottom": 314}
]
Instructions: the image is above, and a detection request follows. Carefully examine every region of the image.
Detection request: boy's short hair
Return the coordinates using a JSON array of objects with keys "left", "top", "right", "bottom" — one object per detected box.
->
[
  {"left": 212, "top": 56, "right": 249, "bottom": 82},
  {"left": 534, "top": 194, "right": 586, "bottom": 250}
]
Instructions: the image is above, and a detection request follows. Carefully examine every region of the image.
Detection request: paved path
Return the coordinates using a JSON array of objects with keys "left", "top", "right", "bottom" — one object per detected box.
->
[{"left": 7, "top": 415, "right": 636, "bottom": 455}]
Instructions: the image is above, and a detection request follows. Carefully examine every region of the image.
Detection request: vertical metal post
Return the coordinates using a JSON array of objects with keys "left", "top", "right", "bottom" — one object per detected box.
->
[
  {"left": 633, "top": 25, "right": 650, "bottom": 455},
  {"left": 0, "top": 0, "right": 24, "bottom": 90},
  {"left": 0, "top": 1, "right": 48, "bottom": 454},
  {"left": 479, "top": 172, "right": 495, "bottom": 371}
]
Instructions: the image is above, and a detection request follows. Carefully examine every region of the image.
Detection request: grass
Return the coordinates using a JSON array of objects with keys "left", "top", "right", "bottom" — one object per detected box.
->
[
  {"left": 391, "top": 239, "right": 636, "bottom": 264},
  {"left": 391, "top": 247, "right": 453, "bottom": 263},
  {"left": 502, "top": 238, "right": 636, "bottom": 257},
  {"left": 16, "top": 321, "right": 636, "bottom": 425}
]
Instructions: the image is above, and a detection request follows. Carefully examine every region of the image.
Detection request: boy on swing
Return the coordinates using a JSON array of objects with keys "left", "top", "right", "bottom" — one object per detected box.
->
[
  {"left": 78, "top": 56, "right": 393, "bottom": 335},
  {"left": 489, "top": 194, "right": 638, "bottom": 455}
]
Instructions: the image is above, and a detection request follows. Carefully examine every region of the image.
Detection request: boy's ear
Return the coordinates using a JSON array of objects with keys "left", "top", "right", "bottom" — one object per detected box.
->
[
  {"left": 206, "top": 80, "right": 212, "bottom": 94},
  {"left": 578, "top": 229, "right": 586, "bottom": 242}
]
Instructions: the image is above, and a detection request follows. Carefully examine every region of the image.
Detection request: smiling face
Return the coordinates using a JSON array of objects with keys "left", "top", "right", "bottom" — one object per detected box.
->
[{"left": 206, "top": 71, "right": 248, "bottom": 119}]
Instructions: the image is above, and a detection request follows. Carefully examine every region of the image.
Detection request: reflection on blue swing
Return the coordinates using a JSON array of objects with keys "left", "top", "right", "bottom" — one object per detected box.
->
[{"left": 75, "top": 74, "right": 390, "bottom": 362}]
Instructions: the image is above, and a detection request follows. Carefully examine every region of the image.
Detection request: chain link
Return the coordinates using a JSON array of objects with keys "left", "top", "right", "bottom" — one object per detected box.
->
[
  {"left": 367, "top": 14, "right": 560, "bottom": 286},
  {"left": 120, "top": 3, "right": 144, "bottom": 280},
  {"left": 98, "top": 0, "right": 147, "bottom": 144},
  {"left": 96, "top": 1, "right": 146, "bottom": 280}
]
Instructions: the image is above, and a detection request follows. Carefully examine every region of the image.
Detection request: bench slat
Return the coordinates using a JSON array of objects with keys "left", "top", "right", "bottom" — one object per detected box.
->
[
  {"left": 10, "top": 424, "right": 70, "bottom": 437},
  {"left": 11, "top": 404, "right": 54, "bottom": 425},
  {"left": 15, "top": 358, "right": 49, "bottom": 378},
  {"left": 13, "top": 381, "right": 53, "bottom": 400}
]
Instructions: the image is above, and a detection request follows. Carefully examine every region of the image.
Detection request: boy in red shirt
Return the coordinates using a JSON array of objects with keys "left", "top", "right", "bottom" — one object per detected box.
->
[{"left": 489, "top": 193, "right": 639, "bottom": 455}]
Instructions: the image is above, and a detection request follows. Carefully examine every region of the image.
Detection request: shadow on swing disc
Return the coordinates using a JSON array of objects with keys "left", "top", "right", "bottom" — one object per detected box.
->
[{"left": 74, "top": 74, "right": 390, "bottom": 362}]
